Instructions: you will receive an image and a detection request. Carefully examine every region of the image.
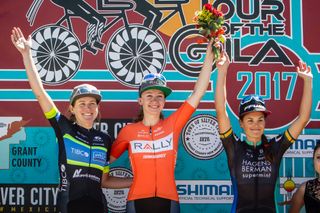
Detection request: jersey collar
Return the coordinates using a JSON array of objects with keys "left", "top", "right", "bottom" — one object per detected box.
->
[{"left": 245, "top": 140, "right": 262, "bottom": 147}]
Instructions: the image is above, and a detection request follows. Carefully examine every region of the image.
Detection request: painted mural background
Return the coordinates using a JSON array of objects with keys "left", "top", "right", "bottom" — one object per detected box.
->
[{"left": 0, "top": 0, "right": 319, "bottom": 212}]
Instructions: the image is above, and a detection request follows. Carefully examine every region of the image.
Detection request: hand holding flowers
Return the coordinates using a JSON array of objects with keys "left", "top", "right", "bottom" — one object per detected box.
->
[{"left": 194, "top": 3, "right": 226, "bottom": 59}]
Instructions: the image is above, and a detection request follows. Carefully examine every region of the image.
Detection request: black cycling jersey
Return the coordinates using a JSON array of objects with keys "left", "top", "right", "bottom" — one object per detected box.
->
[
  {"left": 220, "top": 129, "right": 294, "bottom": 213},
  {"left": 304, "top": 178, "right": 320, "bottom": 212},
  {"left": 45, "top": 108, "right": 112, "bottom": 213}
]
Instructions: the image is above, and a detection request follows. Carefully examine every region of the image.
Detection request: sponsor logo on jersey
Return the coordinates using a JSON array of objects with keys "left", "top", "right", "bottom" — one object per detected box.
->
[
  {"left": 130, "top": 134, "right": 173, "bottom": 153},
  {"left": 241, "top": 159, "right": 272, "bottom": 180},
  {"left": 93, "top": 136, "right": 103, "bottom": 143},
  {"left": 71, "top": 147, "right": 89, "bottom": 158},
  {"left": 93, "top": 152, "right": 106, "bottom": 163},
  {"left": 182, "top": 114, "right": 223, "bottom": 160},
  {"left": 60, "top": 164, "right": 68, "bottom": 191},
  {"left": 73, "top": 168, "right": 100, "bottom": 182},
  {"left": 137, "top": 129, "right": 150, "bottom": 138},
  {"left": 75, "top": 131, "right": 88, "bottom": 142},
  {"left": 73, "top": 169, "right": 82, "bottom": 178}
]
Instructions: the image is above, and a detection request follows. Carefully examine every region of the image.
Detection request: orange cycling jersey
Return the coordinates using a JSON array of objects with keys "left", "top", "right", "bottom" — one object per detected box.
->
[{"left": 111, "top": 101, "right": 195, "bottom": 202}]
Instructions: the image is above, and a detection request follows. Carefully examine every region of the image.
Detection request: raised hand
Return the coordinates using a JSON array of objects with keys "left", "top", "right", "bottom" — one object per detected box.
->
[
  {"left": 11, "top": 27, "right": 32, "bottom": 55},
  {"left": 297, "top": 60, "right": 313, "bottom": 80},
  {"left": 216, "top": 50, "right": 230, "bottom": 72}
]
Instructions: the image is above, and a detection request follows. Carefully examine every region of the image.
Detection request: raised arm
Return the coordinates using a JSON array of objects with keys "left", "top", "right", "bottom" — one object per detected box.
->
[
  {"left": 11, "top": 27, "right": 55, "bottom": 113},
  {"left": 214, "top": 50, "right": 231, "bottom": 133},
  {"left": 186, "top": 40, "right": 216, "bottom": 108},
  {"left": 288, "top": 61, "right": 313, "bottom": 139}
]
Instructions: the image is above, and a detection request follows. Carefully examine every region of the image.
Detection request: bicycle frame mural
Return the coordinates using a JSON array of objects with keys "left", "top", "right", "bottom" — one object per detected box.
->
[
  {"left": 0, "top": 0, "right": 319, "bottom": 212},
  {"left": 27, "top": 0, "right": 205, "bottom": 86}
]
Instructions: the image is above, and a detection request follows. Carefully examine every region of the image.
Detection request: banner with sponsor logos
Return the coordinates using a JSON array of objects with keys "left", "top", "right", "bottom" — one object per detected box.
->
[{"left": 0, "top": 0, "right": 319, "bottom": 212}]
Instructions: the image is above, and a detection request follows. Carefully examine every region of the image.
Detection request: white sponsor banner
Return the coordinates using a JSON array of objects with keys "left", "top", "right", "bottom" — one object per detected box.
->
[
  {"left": 176, "top": 180, "right": 233, "bottom": 204},
  {"left": 284, "top": 135, "right": 318, "bottom": 158}
]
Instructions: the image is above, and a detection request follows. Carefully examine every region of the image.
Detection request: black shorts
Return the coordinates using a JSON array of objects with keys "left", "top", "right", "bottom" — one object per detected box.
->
[
  {"left": 126, "top": 197, "right": 180, "bottom": 213},
  {"left": 66, "top": 196, "right": 105, "bottom": 213}
]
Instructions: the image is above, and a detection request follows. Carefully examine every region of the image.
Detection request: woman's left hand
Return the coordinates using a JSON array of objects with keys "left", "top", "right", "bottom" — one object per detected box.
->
[
  {"left": 11, "top": 27, "right": 32, "bottom": 56},
  {"left": 296, "top": 60, "right": 313, "bottom": 80},
  {"left": 216, "top": 50, "right": 230, "bottom": 72}
]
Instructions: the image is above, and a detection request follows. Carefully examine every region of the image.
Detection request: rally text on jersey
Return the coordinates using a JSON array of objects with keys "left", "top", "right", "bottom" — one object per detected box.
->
[{"left": 130, "top": 134, "right": 173, "bottom": 153}]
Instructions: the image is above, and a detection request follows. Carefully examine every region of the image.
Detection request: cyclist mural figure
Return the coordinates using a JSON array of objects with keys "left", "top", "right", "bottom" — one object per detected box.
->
[
  {"left": 215, "top": 51, "right": 313, "bottom": 212},
  {"left": 51, "top": 0, "right": 106, "bottom": 54},
  {"left": 132, "top": 0, "right": 162, "bottom": 31},
  {"left": 11, "top": 27, "right": 132, "bottom": 213}
]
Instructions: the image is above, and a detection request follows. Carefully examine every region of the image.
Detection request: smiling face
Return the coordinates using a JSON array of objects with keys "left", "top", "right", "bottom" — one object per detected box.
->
[
  {"left": 69, "top": 96, "right": 99, "bottom": 129},
  {"left": 240, "top": 111, "right": 266, "bottom": 143},
  {"left": 139, "top": 89, "right": 165, "bottom": 117},
  {"left": 313, "top": 145, "right": 320, "bottom": 175}
]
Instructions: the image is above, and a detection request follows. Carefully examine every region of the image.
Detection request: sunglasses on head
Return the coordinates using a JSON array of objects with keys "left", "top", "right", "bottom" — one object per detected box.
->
[
  {"left": 140, "top": 73, "right": 167, "bottom": 86},
  {"left": 241, "top": 95, "right": 265, "bottom": 105},
  {"left": 72, "top": 87, "right": 100, "bottom": 98}
]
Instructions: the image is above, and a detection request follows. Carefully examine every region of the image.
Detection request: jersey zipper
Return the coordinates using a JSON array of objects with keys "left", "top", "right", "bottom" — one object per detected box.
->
[
  {"left": 150, "top": 126, "right": 157, "bottom": 197},
  {"left": 87, "top": 133, "right": 92, "bottom": 197},
  {"left": 254, "top": 147, "right": 258, "bottom": 210}
]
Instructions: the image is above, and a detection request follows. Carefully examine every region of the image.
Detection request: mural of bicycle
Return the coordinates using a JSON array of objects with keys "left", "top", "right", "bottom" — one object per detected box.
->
[{"left": 27, "top": 0, "right": 208, "bottom": 87}]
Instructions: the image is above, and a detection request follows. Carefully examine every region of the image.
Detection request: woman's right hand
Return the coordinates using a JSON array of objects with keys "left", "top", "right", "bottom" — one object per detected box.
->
[
  {"left": 11, "top": 27, "right": 32, "bottom": 56},
  {"left": 216, "top": 50, "right": 230, "bottom": 73},
  {"left": 296, "top": 60, "right": 313, "bottom": 81}
]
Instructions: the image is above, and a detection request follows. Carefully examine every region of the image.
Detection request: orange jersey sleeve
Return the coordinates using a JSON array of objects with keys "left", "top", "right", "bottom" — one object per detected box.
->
[{"left": 110, "top": 125, "right": 130, "bottom": 159}]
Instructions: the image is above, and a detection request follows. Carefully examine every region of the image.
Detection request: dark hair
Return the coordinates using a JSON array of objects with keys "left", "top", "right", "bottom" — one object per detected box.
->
[
  {"left": 133, "top": 107, "right": 164, "bottom": 123},
  {"left": 313, "top": 143, "right": 320, "bottom": 159}
]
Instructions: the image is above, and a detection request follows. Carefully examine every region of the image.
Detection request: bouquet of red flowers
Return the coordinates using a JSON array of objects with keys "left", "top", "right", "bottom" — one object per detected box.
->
[{"left": 194, "top": 3, "right": 226, "bottom": 59}]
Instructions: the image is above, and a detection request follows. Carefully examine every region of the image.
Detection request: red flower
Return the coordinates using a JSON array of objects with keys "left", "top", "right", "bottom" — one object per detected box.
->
[
  {"left": 210, "top": 30, "right": 217, "bottom": 37},
  {"left": 204, "top": 3, "right": 212, "bottom": 12},
  {"left": 194, "top": 3, "right": 225, "bottom": 58},
  {"left": 217, "top": 28, "right": 225, "bottom": 35},
  {"left": 212, "top": 8, "right": 219, "bottom": 17}
]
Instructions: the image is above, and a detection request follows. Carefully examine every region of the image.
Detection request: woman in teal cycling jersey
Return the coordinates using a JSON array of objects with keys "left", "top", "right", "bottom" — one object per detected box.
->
[{"left": 11, "top": 27, "right": 131, "bottom": 213}]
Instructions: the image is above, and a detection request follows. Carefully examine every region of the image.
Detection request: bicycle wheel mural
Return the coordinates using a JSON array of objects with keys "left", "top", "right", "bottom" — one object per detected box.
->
[
  {"left": 106, "top": 25, "right": 166, "bottom": 87},
  {"left": 31, "top": 25, "right": 82, "bottom": 85}
]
